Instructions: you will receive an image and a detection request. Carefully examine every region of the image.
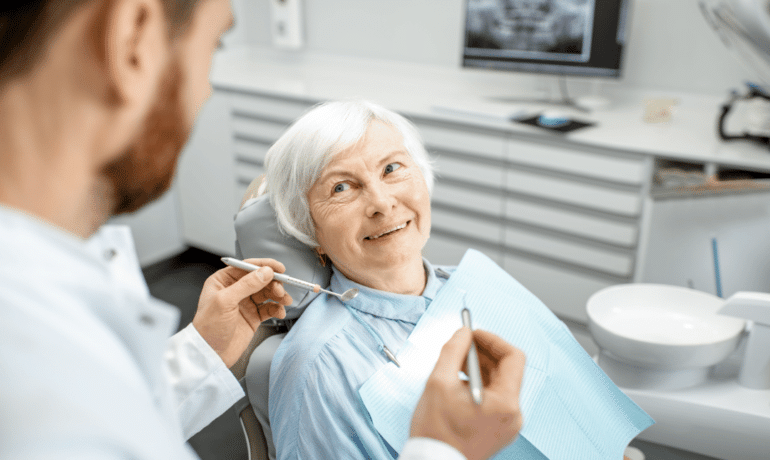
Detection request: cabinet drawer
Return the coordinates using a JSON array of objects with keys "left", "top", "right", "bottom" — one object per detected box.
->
[
  {"left": 505, "top": 169, "right": 642, "bottom": 216},
  {"left": 507, "top": 139, "right": 648, "bottom": 185},
  {"left": 235, "top": 161, "right": 263, "bottom": 188},
  {"left": 229, "top": 94, "right": 310, "bottom": 123},
  {"left": 232, "top": 116, "right": 288, "bottom": 144},
  {"left": 417, "top": 124, "right": 505, "bottom": 160},
  {"left": 234, "top": 138, "right": 269, "bottom": 165},
  {"left": 434, "top": 154, "right": 505, "bottom": 188},
  {"left": 504, "top": 226, "right": 635, "bottom": 277},
  {"left": 503, "top": 255, "right": 615, "bottom": 323},
  {"left": 423, "top": 232, "right": 503, "bottom": 266},
  {"left": 431, "top": 208, "right": 502, "bottom": 246},
  {"left": 505, "top": 199, "right": 638, "bottom": 247},
  {"left": 432, "top": 182, "right": 504, "bottom": 217}
]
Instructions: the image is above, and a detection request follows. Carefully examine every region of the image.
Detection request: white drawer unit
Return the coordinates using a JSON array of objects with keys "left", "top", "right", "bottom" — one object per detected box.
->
[
  {"left": 228, "top": 91, "right": 311, "bottom": 122},
  {"left": 232, "top": 115, "right": 288, "bottom": 144},
  {"left": 506, "top": 138, "right": 649, "bottom": 186},
  {"left": 431, "top": 180, "right": 504, "bottom": 217},
  {"left": 430, "top": 207, "right": 503, "bottom": 248},
  {"left": 504, "top": 198, "right": 638, "bottom": 247},
  {"left": 496, "top": 135, "right": 649, "bottom": 291},
  {"left": 433, "top": 154, "right": 506, "bottom": 189},
  {"left": 504, "top": 169, "right": 643, "bottom": 216},
  {"left": 228, "top": 94, "right": 314, "bottom": 211},
  {"left": 503, "top": 226, "right": 635, "bottom": 277},
  {"left": 176, "top": 92, "right": 238, "bottom": 256},
  {"left": 417, "top": 124, "right": 506, "bottom": 160},
  {"left": 233, "top": 138, "right": 269, "bottom": 166}
]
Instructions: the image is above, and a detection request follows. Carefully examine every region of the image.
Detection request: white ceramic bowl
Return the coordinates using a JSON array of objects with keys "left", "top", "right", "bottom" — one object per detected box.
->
[{"left": 587, "top": 284, "right": 746, "bottom": 370}]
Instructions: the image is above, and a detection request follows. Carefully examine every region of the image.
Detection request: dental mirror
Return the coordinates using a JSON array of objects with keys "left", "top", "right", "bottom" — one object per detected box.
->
[
  {"left": 337, "top": 288, "right": 359, "bottom": 302},
  {"left": 221, "top": 257, "right": 359, "bottom": 302}
]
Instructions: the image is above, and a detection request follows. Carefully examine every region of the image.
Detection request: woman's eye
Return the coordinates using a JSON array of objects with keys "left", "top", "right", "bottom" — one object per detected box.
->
[
  {"left": 384, "top": 163, "right": 401, "bottom": 174},
  {"left": 333, "top": 183, "right": 350, "bottom": 193}
]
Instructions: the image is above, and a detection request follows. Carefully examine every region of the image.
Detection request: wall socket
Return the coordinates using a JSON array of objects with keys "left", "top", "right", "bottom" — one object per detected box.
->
[{"left": 270, "top": 0, "right": 304, "bottom": 49}]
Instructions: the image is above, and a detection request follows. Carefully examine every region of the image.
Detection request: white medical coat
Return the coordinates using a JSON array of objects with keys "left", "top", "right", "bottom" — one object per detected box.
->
[{"left": 0, "top": 206, "right": 461, "bottom": 460}]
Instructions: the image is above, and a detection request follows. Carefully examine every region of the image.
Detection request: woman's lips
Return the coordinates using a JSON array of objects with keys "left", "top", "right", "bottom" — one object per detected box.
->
[{"left": 364, "top": 221, "right": 410, "bottom": 240}]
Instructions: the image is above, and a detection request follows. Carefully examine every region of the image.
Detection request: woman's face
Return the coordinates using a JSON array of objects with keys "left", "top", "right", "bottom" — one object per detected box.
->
[{"left": 307, "top": 120, "right": 431, "bottom": 285}]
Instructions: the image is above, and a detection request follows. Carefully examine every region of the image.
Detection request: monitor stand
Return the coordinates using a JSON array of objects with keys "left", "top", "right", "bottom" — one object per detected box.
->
[{"left": 490, "top": 76, "right": 610, "bottom": 113}]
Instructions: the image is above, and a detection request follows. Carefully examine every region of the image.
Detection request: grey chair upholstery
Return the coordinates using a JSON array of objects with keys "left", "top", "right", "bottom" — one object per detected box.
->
[{"left": 229, "top": 192, "right": 331, "bottom": 460}]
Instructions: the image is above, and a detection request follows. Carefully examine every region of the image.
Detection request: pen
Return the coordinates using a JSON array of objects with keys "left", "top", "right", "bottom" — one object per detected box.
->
[{"left": 461, "top": 308, "right": 483, "bottom": 405}]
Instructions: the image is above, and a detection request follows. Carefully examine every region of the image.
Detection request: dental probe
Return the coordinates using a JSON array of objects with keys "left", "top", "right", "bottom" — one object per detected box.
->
[
  {"left": 462, "top": 308, "right": 484, "bottom": 405},
  {"left": 221, "top": 257, "right": 359, "bottom": 302}
]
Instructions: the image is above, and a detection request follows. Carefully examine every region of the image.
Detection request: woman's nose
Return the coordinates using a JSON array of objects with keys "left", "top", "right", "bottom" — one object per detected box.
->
[{"left": 365, "top": 182, "right": 397, "bottom": 217}]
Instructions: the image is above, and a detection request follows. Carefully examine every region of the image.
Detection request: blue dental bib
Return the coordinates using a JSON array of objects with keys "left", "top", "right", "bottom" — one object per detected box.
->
[{"left": 359, "top": 249, "right": 654, "bottom": 460}]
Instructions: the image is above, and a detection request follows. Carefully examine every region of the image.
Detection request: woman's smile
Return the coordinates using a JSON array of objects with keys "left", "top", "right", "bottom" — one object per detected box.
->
[{"left": 364, "top": 220, "right": 410, "bottom": 241}]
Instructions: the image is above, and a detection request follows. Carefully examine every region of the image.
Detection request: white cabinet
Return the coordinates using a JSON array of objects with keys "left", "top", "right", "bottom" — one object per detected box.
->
[
  {"left": 414, "top": 118, "right": 651, "bottom": 322},
  {"left": 176, "top": 92, "right": 238, "bottom": 256},
  {"left": 176, "top": 92, "right": 309, "bottom": 256},
  {"left": 230, "top": 93, "right": 309, "bottom": 200},
  {"left": 418, "top": 120, "right": 508, "bottom": 274}
]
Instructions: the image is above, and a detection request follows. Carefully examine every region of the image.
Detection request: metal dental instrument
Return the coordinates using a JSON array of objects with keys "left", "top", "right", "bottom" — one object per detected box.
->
[
  {"left": 462, "top": 307, "right": 483, "bottom": 405},
  {"left": 221, "top": 257, "right": 359, "bottom": 302}
]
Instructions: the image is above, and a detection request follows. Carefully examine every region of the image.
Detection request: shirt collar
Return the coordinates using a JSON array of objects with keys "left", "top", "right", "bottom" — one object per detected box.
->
[{"left": 329, "top": 258, "right": 443, "bottom": 323}]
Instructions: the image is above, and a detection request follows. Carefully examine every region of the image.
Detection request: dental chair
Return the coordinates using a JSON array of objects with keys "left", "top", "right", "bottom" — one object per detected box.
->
[{"left": 229, "top": 183, "right": 331, "bottom": 460}]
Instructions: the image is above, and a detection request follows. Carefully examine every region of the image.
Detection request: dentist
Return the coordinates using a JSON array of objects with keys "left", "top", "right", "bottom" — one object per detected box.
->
[{"left": 0, "top": 1, "right": 524, "bottom": 460}]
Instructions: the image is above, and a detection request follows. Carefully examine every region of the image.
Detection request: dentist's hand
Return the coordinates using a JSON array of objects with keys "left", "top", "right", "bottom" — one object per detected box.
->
[
  {"left": 193, "top": 258, "right": 293, "bottom": 367},
  {"left": 410, "top": 328, "right": 525, "bottom": 460}
]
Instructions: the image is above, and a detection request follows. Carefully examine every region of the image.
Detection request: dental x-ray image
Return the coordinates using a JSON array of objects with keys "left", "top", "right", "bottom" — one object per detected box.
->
[{"left": 465, "top": 0, "right": 595, "bottom": 63}]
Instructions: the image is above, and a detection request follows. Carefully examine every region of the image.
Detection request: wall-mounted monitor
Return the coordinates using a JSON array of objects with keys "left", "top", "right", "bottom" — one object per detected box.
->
[{"left": 463, "top": 0, "right": 630, "bottom": 78}]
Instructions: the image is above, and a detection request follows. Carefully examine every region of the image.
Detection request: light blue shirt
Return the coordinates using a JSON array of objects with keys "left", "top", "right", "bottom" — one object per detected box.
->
[{"left": 269, "top": 260, "right": 450, "bottom": 460}]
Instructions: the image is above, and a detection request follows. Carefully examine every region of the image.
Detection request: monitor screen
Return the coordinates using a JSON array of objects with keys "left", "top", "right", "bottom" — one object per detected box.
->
[{"left": 463, "top": 0, "right": 630, "bottom": 78}]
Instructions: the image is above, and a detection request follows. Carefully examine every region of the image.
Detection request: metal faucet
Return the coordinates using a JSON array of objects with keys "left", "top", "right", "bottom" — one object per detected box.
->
[{"left": 719, "top": 292, "right": 770, "bottom": 389}]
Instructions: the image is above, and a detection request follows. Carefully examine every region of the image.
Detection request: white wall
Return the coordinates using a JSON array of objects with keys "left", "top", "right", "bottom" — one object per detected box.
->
[{"left": 231, "top": 0, "right": 755, "bottom": 95}]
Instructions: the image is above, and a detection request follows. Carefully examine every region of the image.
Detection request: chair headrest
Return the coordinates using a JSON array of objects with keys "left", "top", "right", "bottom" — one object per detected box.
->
[{"left": 234, "top": 195, "right": 332, "bottom": 320}]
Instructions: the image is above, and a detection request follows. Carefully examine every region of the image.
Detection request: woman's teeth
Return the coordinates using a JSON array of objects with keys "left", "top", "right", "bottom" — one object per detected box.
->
[{"left": 366, "top": 222, "right": 407, "bottom": 240}]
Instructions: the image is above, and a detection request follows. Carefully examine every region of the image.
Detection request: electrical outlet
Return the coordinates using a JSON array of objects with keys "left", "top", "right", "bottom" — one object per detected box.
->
[{"left": 270, "top": 0, "right": 304, "bottom": 49}]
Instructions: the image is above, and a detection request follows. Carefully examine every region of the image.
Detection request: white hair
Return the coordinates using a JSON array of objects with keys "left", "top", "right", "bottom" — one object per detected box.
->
[{"left": 259, "top": 100, "right": 435, "bottom": 248}]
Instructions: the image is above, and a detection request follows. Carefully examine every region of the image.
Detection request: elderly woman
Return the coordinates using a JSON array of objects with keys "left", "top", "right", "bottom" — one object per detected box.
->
[
  {"left": 260, "top": 100, "right": 456, "bottom": 459},
  {"left": 259, "top": 100, "right": 644, "bottom": 460}
]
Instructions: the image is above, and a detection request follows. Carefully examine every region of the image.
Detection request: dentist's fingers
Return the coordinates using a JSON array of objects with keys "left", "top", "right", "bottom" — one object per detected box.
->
[
  {"left": 251, "top": 297, "right": 289, "bottom": 322},
  {"left": 218, "top": 258, "right": 292, "bottom": 307},
  {"left": 219, "top": 266, "right": 275, "bottom": 307},
  {"left": 473, "top": 329, "right": 526, "bottom": 395},
  {"left": 194, "top": 258, "right": 292, "bottom": 367}
]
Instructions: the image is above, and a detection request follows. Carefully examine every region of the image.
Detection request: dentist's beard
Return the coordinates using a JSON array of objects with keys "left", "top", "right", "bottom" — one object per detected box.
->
[{"left": 102, "top": 58, "right": 189, "bottom": 215}]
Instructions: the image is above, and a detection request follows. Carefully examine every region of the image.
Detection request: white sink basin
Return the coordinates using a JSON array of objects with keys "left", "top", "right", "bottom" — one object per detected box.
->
[{"left": 587, "top": 284, "right": 746, "bottom": 371}]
